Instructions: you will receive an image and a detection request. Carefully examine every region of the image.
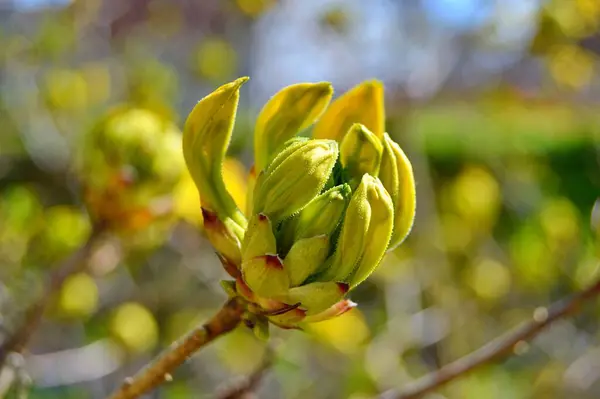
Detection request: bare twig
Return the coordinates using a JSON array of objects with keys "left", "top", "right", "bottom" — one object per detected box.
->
[
  {"left": 0, "top": 226, "right": 105, "bottom": 369},
  {"left": 217, "top": 347, "right": 274, "bottom": 399},
  {"left": 108, "top": 297, "right": 246, "bottom": 399},
  {"left": 382, "top": 277, "right": 600, "bottom": 399}
]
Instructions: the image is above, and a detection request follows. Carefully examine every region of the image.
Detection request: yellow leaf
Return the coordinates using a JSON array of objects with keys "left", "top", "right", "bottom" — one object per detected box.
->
[
  {"left": 312, "top": 80, "right": 384, "bottom": 142},
  {"left": 254, "top": 82, "right": 333, "bottom": 171}
]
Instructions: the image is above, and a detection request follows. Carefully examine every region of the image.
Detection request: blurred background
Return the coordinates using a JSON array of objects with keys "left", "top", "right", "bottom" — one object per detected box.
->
[{"left": 1, "top": 0, "right": 600, "bottom": 398}]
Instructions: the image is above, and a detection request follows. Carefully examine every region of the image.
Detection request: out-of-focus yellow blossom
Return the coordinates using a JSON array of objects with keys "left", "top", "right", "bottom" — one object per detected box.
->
[
  {"left": 44, "top": 68, "right": 88, "bottom": 111},
  {"left": 465, "top": 258, "right": 511, "bottom": 301},
  {"left": 110, "top": 302, "right": 158, "bottom": 354},
  {"left": 192, "top": 37, "right": 237, "bottom": 82},
  {"left": 39, "top": 206, "right": 91, "bottom": 260},
  {"left": 57, "top": 273, "right": 98, "bottom": 318},
  {"left": 449, "top": 165, "right": 501, "bottom": 229},
  {"left": 78, "top": 106, "right": 184, "bottom": 232},
  {"left": 539, "top": 197, "right": 580, "bottom": 245}
]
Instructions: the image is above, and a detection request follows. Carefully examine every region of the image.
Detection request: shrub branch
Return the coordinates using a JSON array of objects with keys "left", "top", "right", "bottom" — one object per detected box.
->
[
  {"left": 383, "top": 277, "right": 600, "bottom": 399},
  {"left": 108, "top": 297, "right": 246, "bottom": 399}
]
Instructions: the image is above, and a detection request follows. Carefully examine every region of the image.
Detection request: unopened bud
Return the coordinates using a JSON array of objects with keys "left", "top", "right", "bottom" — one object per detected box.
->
[
  {"left": 347, "top": 176, "right": 394, "bottom": 287},
  {"left": 340, "top": 123, "right": 383, "bottom": 181},
  {"left": 253, "top": 139, "right": 338, "bottom": 223},
  {"left": 285, "top": 235, "right": 330, "bottom": 286},
  {"left": 321, "top": 175, "right": 372, "bottom": 282},
  {"left": 379, "top": 133, "right": 416, "bottom": 250}
]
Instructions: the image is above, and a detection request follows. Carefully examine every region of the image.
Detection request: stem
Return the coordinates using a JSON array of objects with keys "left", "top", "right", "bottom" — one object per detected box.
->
[
  {"left": 108, "top": 297, "right": 246, "bottom": 399},
  {"left": 384, "top": 278, "right": 600, "bottom": 399},
  {"left": 0, "top": 226, "right": 104, "bottom": 369}
]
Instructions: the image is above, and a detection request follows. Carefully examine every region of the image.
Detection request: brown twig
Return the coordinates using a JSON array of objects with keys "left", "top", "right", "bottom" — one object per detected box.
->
[
  {"left": 0, "top": 226, "right": 105, "bottom": 369},
  {"left": 217, "top": 347, "right": 274, "bottom": 399},
  {"left": 108, "top": 297, "right": 246, "bottom": 399},
  {"left": 382, "top": 277, "right": 600, "bottom": 399}
]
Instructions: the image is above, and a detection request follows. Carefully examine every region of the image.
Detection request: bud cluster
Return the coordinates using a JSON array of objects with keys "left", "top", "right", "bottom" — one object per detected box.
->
[
  {"left": 79, "top": 106, "right": 184, "bottom": 231},
  {"left": 183, "top": 78, "right": 416, "bottom": 335}
]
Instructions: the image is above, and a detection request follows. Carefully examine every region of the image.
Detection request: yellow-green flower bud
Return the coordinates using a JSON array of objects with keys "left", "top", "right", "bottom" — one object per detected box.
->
[
  {"left": 322, "top": 174, "right": 393, "bottom": 284},
  {"left": 294, "top": 184, "right": 350, "bottom": 241},
  {"left": 284, "top": 235, "right": 330, "bottom": 286},
  {"left": 241, "top": 213, "right": 276, "bottom": 262},
  {"left": 254, "top": 82, "right": 333, "bottom": 171},
  {"left": 321, "top": 175, "right": 371, "bottom": 281},
  {"left": 283, "top": 282, "right": 349, "bottom": 315},
  {"left": 347, "top": 176, "right": 394, "bottom": 287},
  {"left": 340, "top": 123, "right": 383, "bottom": 182},
  {"left": 278, "top": 184, "right": 350, "bottom": 252},
  {"left": 183, "top": 77, "right": 248, "bottom": 228},
  {"left": 242, "top": 254, "right": 290, "bottom": 297},
  {"left": 379, "top": 133, "right": 416, "bottom": 250},
  {"left": 252, "top": 139, "right": 338, "bottom": 223}
]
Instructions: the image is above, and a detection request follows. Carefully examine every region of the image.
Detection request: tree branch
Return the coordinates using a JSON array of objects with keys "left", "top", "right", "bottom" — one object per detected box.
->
[
  {"left": 0, "top": 226, "right": 105, "bottom": 369},
  {"left": 383, "top": 277, "right": 600, "bottom": 399},
  {"left": 107, "top": 297, "right": 246, "bottom": 399}
]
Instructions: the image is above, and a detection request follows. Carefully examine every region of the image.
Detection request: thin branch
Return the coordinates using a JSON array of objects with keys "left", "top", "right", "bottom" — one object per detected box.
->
[
  {"left": 217, "top": 347, "right": 274, "bottom": 399},
  {"left": 0, "top": 226, "right": 105, "bottom": 369},
  {"left": 108, "top": 297, "right": 246, "bottom": 399},
  {"left": 383, "top": 277, "right": 600, "bottom": 399}
]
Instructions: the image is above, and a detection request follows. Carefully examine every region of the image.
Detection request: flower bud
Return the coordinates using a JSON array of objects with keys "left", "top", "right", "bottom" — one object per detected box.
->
[
  {"left": 347, "top": 177, "right": 394, "bottom": 287},
  {"left": 284, "top": 235, "right": 329, "bottom": 286},
  {"left": 379, "top": 133, "right": 416, "bottom": 250},
  {"left": 278, "top": 184, "right": 350, "bottom": 252},
  {"left": 340, "top": 123, "right": 383, "bottom": 182},
  {"left": 254, "top": 82, "right": 333, "bottom": 171},
  {"left": 321, "top": 175, "right": 372, "bottom": 282},
  {"left": 242, "top": 254, "right": 290, "bottom": 297},
  {"left": 284, "top": 282, "right": 349, "bottom": 315},
  {"left": 252, "top": 139, "right": 338, "bottom": 223},
  {"left": 312, "top": 80, "right": 384, "bottom": 142},
  {"left": 241, "top": 213, "right": 276, "bottom": 262},
  {"left": 322, "top": 174, "right": 393, "bottom": 285},
  {"left": 183, "top": 77, "right": 248, "bottom": 228}
]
